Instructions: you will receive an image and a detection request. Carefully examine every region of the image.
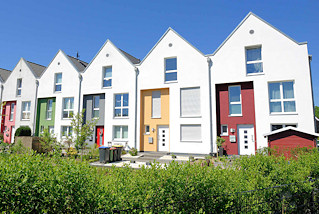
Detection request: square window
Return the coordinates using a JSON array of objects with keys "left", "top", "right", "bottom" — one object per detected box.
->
[
  {"left": 113, "top": 126, "right": 128, "bottom": 140},
  {"left": 165, "top": 58, "right": 177, "bottom": 82},
  {"left": 181, "top": 125, "right": 201, "bottom": 142},
  {"left": 61, "top": 126, "right": 72, "bottom": 138},
  {"left": 114, "top": 94, "right": 129, "bottom": 118},
  {"left": 221, "top": 125, "right": 228, "bottom": 136},
  {"left": 268, "top": 81, "right": 296, "bottom": 113},
  {"left": 246, "top": 47, "right": 263, "bottom": 74},
  {"left": 62, "top": 97, "right": 74, "bottom": 119},
  {"left": 21, "top": 101, "right": 31, "bottom": 120}
]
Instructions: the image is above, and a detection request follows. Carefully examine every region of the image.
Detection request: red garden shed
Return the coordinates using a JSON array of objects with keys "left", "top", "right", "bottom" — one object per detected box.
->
[{"left": 264, "top": 127, "right": 319, "bottom": 158}]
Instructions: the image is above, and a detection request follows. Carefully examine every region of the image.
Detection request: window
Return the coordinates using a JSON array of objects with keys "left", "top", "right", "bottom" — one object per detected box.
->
[
  {"left": 9, "top": 103, "right": 14, "bottom": 121},
  {"left": 61, "top": 126, "right": 73, "bottom": 138},
  {"left": 113, "top": 126, "right": 128, "bottom": 140},
  {"left": 62, "top": 97, "right": 74, "bottom": 119},
  {"left": 221, "top": 125, "right": 228, "bottom": 136},
  {"left": 181, "top": 87, "right": 201, "bottom": 117},
  {"left": 21, "top": 101, "right": 31, "bottom": 120},
  {"left": 269, "top": 81, "right": 296, "bottom": 113},
  {"left": 55, "top": 73, "right": 62, "bottom": 92},
  {"left": 114, "top": 94, "right": 128, "bottom": 117},
  {"left": 46, "top": 99, "right": 53, "bottom": 120},
  {"left": 152, "top": 91, "right": 161, "bottom": 118},
  {"left": 17, "top": 79, "right": 22, "bottom": 96},
  {"left": 145, "top": 125, "right": 150, "bottom": 135},
  {"left": 48, "top": 126, "right": 54, "bottom": 134},
  {"left": 103, "top": 67, "right": 112, "bottom": 87},
  {"left": 40, "top": 126, "right": 44, "bottom": 134},
  {"left": 246, "top": 47, "right": 263, "bottom": 74},
  {"left": 229, "top": 86, "right": 242, "bottom": 115},
  {"left": 93, "top": 96, "right": 100, "bottom": 118},
  {"left": 271, "top": 124, "right": 297, "bottom": 131},
  {"left": 181, "top": 125, "right": 201, "bottom": 142},
  {"left": 165, "top": 58, "right": 177, "bottom": 82}
]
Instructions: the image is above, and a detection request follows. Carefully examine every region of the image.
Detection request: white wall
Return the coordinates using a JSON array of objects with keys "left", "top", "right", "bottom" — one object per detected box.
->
[
  {"left": 209, "top": 14, "right": 315, "bottom": 150},
  {"left": 137, "top": 29, "right": 211, "bottom": 154},
  {"left": 38, "top": 51, "right": 81, "bottom": 139},
  {"left": 2, "top": 59, "right": 38, "bottom": 133},
  {"left": 81, "top": 41, "right": 137, "bottom": 148}
]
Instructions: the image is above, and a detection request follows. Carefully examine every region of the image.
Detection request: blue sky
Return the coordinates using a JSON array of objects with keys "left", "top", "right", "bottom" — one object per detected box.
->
[{"left": 1, "top": 1, "right": 319, "bottom": 105}]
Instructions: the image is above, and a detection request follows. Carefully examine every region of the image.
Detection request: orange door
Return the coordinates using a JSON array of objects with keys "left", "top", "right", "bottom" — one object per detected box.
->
[{"left": 96, "top": 126, "right": 104, "bottom": 147}]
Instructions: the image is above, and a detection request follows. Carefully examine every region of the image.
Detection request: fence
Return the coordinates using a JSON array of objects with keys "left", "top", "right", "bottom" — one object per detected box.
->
[{"left": 95, "top": 177, "right": 319, "bottom": 213}]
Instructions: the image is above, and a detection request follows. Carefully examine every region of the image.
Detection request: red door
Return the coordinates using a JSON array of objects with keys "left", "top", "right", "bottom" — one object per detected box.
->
[{"left": 96, "top": 126, "right": 104, "bottom": 147}]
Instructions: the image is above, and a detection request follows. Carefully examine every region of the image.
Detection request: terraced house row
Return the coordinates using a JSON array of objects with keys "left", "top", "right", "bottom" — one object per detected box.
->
[{"left": 0, "top": 13, "right": 316, "bottom": 155}]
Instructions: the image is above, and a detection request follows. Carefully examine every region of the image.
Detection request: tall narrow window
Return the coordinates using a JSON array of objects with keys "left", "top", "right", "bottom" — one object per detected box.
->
[
  {"left": 103, "top": 67, "right": 112, "bottom": 87},
  {"left": 21, "top": 101, "right": 31, "bottom": 120},
  {"left": 55, "top": 73, "right": 62, "bottom": 92},
  {"left": 61, "top": 126, "right": 72, "bottom": 138},
  {"left": 114, "top": 93, "right": 128, "bottom": 117},
  {"left": 62, "top": 97, "right": 74, "bottom": 119},
  {"left": 181, "top": 87, "right": 201, "bottom": 117},
  {"left": 246, "top": 47, "right": 263, "bottom": 74},
  {"left": 269, "top": 81, "right": 296, "bottom": 113},
  {"left": 93, "top": 96, "right": 100, "bottom": 118},
  {"left": 229, "top": 86, "right": 242, "bottom": 116},
  {"left": 46, "top": 99, "right": 53, "bottom": 120},
  {"left": 165, "top": 58, "right": 177, "bottom": 82},
  {"left": 9, "top": 103, "right": 14, "bottom": 121},
  {"left": 48, "top": 126, "right": 54, "bottom": 134},
  {"left": 17, "top": 79, "right": 22, "bottom": 96},
  {"left": 113, "top": 126, "right": 128, "bottom": 140},
  {"left": 152, "top": 91, "right": 161, "bottom": 118}
]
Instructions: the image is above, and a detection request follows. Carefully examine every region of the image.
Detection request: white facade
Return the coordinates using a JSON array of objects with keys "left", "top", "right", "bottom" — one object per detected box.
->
[
  {"left": 209, "top": 13, "right": 315, "bottom": 150},
  {"left": 37, "top": 50, "right": 82, "bottom": 139},
  {"left": 81, "top": 40, "right": 137, "bottom": 148},
  {"left": 136, "top": 29, "right": 212, "bottom": 154}
]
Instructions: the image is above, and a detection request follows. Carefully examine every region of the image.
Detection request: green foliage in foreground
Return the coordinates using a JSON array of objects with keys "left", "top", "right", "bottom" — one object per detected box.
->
[{"left": 1, "top": 149, "right": 319, "bottom": 213}]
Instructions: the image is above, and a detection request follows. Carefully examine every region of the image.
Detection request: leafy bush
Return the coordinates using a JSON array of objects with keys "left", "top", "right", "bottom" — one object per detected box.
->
[
  {"left": 9, "top": 139, "right": 31, "bottom": 154},
  {"left": 129, "top": 147, "right": 138, "bottom": 156},
  {"left": 15, "top": 126, "right": 31, "bottom": 137}
]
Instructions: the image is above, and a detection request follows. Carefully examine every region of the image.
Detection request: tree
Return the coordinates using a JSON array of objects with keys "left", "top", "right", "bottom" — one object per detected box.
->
[
  {"left": 70, "top": 110, "right": 97, "bottom": 161},
  {"left": 39, "top": 128, "right": 57, "bottom": 154},
  {"left": 315, "top": 106, "right": 319, "bottom": 118}
]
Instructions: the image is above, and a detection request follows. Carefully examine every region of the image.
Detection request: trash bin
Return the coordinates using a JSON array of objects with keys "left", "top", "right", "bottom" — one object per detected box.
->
[
  {"left": 114, "top": 145, "right": 123, "bottom": 161},
  {"left": 99, "top": 146, "right": 108, "bottom": 163},
  {"left": 109, "top": 147, "right": 117, "bottom": 162}
]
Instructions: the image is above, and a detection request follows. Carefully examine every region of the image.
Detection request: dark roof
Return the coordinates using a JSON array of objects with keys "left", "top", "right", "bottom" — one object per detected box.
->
[
  {"left": 67, "top": 55, "right": 88, "bottom": 72},
  {"left": 119, "top": 49, "right": 140, "bottom": 64},
  {"left": 0, "top": 68, "right": 11, "bottom": 82},
  {"left": 26, "top": 61, "right": 46, "bottom": 77}
]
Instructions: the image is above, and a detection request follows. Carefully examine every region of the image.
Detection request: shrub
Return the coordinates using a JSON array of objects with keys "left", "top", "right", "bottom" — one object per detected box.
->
[
  {"left": 15, "top": 126, "right": 31, "bottom": 137},
  {"left": 129, "top": 147, "right": 138, "bottom": 156}
]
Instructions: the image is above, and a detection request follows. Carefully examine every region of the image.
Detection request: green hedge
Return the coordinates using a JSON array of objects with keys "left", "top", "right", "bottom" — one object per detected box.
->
[
  {"left": 1, "top": 149, "right": 319, "bottom": 213},
  {"left": 15, "top": 126, "right": 32, "bottom": 136}
]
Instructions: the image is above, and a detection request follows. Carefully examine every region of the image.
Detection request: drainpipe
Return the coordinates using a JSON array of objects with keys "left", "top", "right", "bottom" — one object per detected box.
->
[
  {"left": 134, "top": 67, "right": 139, "bottom": 150},
  {"left": 207, "top": 57, "right": 214, "bottom": 155},
  {"left": 0, "top": 84, "right": 4, "bottom": 129},
  {"left": 33, "top": 80, "right": 39, "bottom": 136},
  {"left": 308, "top": 55, "right": 316, "bottom": 132},
  {"left": 78, "top": 73, "right": 83, "bottom": 114}
]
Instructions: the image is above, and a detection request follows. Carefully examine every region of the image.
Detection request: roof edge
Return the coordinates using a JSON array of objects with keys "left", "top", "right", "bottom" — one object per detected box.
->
[{"left": 263, "top": 126, "right": 319, "bottom": 137}]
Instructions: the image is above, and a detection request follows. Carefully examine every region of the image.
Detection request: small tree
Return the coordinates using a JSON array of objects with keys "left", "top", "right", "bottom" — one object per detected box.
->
[
  {"left": 216, "top": 136, "right": 225, "bottom": 158},
  {"left": 70, "top": 110, "right": 97, "bottom": 161},
  {"left": 39, "top": 128, "right": 57, "bottom": 154}
]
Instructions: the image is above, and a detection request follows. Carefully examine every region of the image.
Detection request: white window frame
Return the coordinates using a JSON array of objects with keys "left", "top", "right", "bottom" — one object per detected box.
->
[
  {"left": 46, "top": 99, "right": 53, "bottom": 120},
  {"left": 229, "top": 85, "right": 242, "bottom": 116},
  {"left": 113, "top": 125, "right": 128, "bottom": 140},
  {"left": 221, "top": 125, "right": 228, "bottom": 136},
  {"left": 93, "top": 96, "right": 100, "bottom": 118},
  {"left": 62, "top": 97, "right": 74, "bottom": 119},
  {"left": 246, "top": 46, "right": 263, "bottom": 75},
  {"left": 164, "top": 57, "right": 177, "bottom": 83},
  {"left": 54, "top": 73, "right": 62, "bottom": 92},
  {"left": 61, "top": 126, "right": 73, "bottom": 138},
  {"left": 180, "top": 124, "right": 202, "bottom": 142},
  {"left": 114, "top": 93, "right": 129, "bottom": 118},
  {"left": 16, "top": 78, "right": 22, "bottom": 96},
  {"left": 21, "top": 101, "right": 31, "bottom": 120},
  {"left": 268, "top": 81, "right": 296, "bottom": 114},
  {"left": 102, "top": 66, "right": 112, "bottom": 88},
  {"left": 271, "top": 124, "right": 297, "bottom": 131},
  {"left": 9, "top": 103, "right": 14, "bottom": 121},
  {"left": 48, "top": 126, "right": 54, "bottom": 134}
]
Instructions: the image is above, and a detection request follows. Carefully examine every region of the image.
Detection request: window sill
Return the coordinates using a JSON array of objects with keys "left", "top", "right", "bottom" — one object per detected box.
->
[
  {"left": 151, "top": 117, "right": 161, "bottom": 119},
  {"left": 220, "top": 134, "right": 229, "bottom": 137},
  {"left": 62, "top": 118, "right": 72, "bottom": 120},
  {"left": 180, "top": 116, "right": 201, "bottom": 118},
  {"left": 164, "top": 81, "right": 178, "bottom": 84},
  {"left": 102, "top": 86, "right": 112, "bottom": 89},
  {"left": 113, "top": 139, "right": 128, "bottom": 142},
  {"left": 46, "top": 119, "right": 52, "bottom": 121},
  {"left": 269, "top": 112, "right": 298, "bottom": 116},
  {"left": 181, "top": 140, "right": 202, "bottom": 143},
  {"left": 54, "top": 91, "right": 62, "bottom": 93},
  {"left": 228, "top": 114, "right": 243, "bottom": 117},
  {"left": 21, "top": 119, "right": 30, "bottom": 121},
  {"left": 246, "top": 72, "right": 264, "bottom": 76},
  {"left": 144, "top": 133, "right": 150, "bottom": 135},
  {"left": 114, "top": 117, "right": 129, "bottom": 119}
]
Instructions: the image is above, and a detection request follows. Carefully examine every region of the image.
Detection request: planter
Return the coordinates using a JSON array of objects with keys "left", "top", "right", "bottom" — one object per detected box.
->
[{"left": 218, "top": 147, "right": 224, "bottom": 157}]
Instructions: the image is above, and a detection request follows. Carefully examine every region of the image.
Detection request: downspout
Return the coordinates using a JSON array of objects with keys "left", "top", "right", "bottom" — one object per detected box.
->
[
  {"left": 78, "top": 73, "right": 83, "bottom": 114},
  {"left": 134, "top": 67, "right": 139, "bottom": 150},
  {"left": 207, "top": 57, "right": 214, "bottom": 155},
  {"left": 33, "top": 80, "right": 39, "bottom": 136},
  {"left": 0, "top": 84, "right": 4, "bottom": 129},
  {"left": 308, "top": 55, "right": 316, "bottom": 132}
]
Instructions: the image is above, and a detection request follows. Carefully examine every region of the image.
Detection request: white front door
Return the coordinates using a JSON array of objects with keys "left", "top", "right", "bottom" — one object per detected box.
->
[
  {"left": 237, "top": 125, "right": 255, "bottom": 155},
  {"left": 158, "top": 125, "right": 169, "bottom": 151},
  {"left": 11, "top": 126, "right": 15, "bottom": 143}
]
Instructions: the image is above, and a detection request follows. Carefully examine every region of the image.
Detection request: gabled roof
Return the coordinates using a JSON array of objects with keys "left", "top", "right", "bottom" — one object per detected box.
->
[
  {"left": 0, "top": 68, "right": 11, "bottom": 82},
  {"left": 25, "top": 61, "right": 46, "bottom": 77},
  {"left": 119, "top": 49, "right": 140, "bottom": 64},
  {"left": 67, "top": 55, "right": 88, "bottom": 72},
  {"left": 139, "top": 27, "right": 204, "bottom": 65},
  {"left": 263, "top": 127, "right": 319, "bottom": 138},
  {"left": 208, "top": 12, "right": 307, "bottom": 56}
]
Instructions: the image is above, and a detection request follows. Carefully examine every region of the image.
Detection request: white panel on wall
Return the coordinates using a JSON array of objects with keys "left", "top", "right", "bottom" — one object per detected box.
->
[
  {"left": 181, "top": 87, "right": 200, "bottom": 117},
  {"left": 181, "top": 125, "right": 201, "bottom": 141},
  {"left": 152, "top": 91, "right": 161, "bottom": 118}
]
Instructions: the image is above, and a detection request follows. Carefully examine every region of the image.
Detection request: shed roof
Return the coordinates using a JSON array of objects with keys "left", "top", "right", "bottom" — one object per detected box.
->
[{"left": 263, "top": 127, "right": 319, "bottom": 138}]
